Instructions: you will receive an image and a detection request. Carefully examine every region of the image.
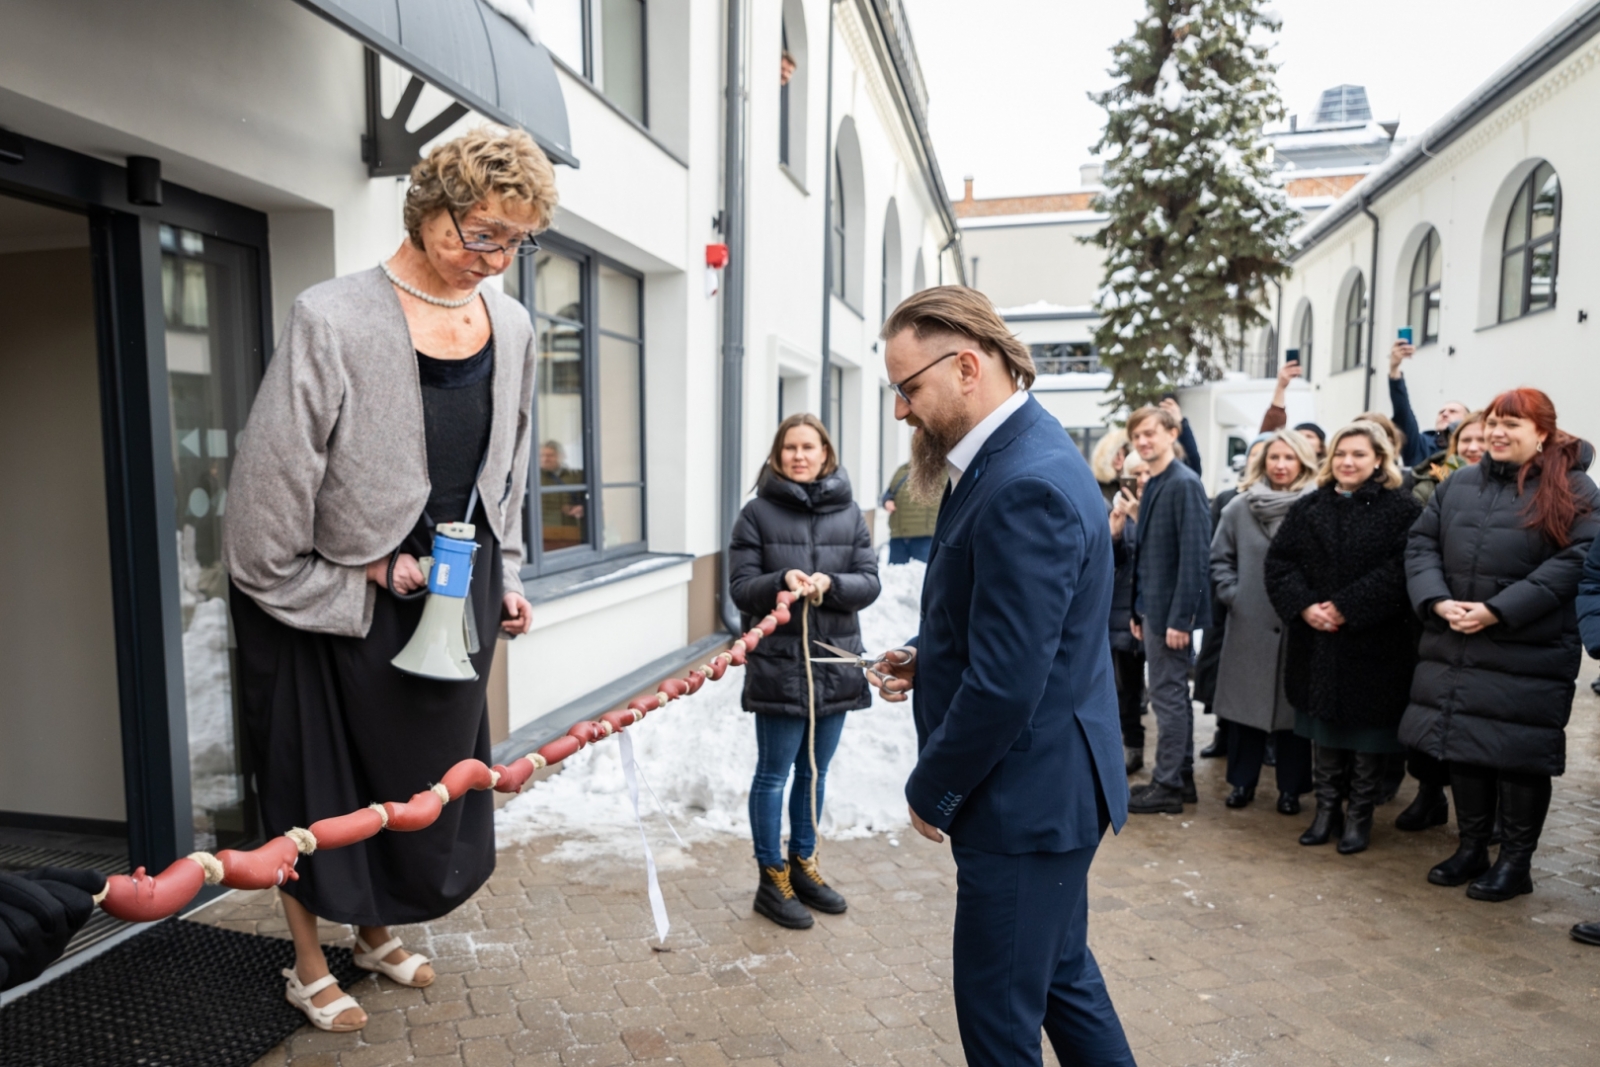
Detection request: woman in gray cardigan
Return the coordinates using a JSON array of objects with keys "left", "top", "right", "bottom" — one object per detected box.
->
[
  {"left": 222, "top": 128, "right": 553, "bottom": 1033},
  {"left": 1209, "top": 430, "right": 1320, "bottom": 813}
]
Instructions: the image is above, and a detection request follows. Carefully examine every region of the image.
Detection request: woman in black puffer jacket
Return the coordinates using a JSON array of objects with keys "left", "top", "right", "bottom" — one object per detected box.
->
[
  {"left": 729, "top": 413, "right": 879, "bottom": 929},
  {"left": 1400, "top": 388, "right": 1600, "bottom": 902},
  {"left": 1265, "top": 421, "right": 1421, "bottom": 856}
]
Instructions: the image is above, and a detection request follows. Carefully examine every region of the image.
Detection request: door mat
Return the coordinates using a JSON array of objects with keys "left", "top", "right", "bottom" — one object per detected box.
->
[{"left": 0, "top": 918, "right": 365, "bottom": 1067}]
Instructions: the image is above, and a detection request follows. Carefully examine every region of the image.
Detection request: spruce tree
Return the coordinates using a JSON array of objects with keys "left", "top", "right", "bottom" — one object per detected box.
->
[{"left": 1088, "top": 0, "right": 1297, "bottom": 412}]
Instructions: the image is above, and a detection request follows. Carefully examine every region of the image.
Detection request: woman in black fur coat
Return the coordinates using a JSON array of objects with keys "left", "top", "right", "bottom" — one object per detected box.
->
[{"left": 1265, "top": 421, "right": 1422, "bottom": 855}]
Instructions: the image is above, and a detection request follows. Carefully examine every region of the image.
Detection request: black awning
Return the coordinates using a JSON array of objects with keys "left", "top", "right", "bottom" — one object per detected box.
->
[{"left": 292, "top": 0, "right": 576, "bottom": 167}]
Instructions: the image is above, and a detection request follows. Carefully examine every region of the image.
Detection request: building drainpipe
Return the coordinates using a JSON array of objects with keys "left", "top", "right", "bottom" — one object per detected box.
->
[
  {"left": 718, "top": 0, "right": 748, "bottom": 636},
  {"left": 1359, "top": 192, "right": 1380, "bottom": 412},
  {"left": 1270, "top": 278, "right": 1283, "bottom": 378},
  {"left": 937, "top": 233, "right": 957, "bottom": 285},
  {"left": 818, "top": 0, "right": 841, "bottom": 435}
]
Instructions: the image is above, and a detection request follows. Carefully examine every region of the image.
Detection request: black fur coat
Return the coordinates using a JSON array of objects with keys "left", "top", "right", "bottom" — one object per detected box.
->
[{"left": 1264, "top": 480, "right": 1422, "bottom": 728}]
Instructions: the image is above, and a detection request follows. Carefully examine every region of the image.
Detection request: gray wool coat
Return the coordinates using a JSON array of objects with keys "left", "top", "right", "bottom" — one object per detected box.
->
[
  {"left": 222, "top": 268, "right": 535, "bottom": 637},
  {"left": 1209, "top": 491, "right": 1297, "bottom": 733}
]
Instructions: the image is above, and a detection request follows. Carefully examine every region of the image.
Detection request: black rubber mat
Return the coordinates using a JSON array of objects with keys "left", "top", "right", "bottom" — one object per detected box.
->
[{"left": 0, "top": 918, "right": 365, "bottom": 1067}]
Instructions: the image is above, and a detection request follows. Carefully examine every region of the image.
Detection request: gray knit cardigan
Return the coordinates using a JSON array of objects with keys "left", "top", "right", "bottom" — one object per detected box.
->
[{"left": 222, "top": 267, "right": 535, "bottom": 637}]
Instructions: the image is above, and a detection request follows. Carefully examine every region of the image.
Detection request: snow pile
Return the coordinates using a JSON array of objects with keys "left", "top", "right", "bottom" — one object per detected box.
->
[{"left": 495, "top": 558, "right": 926, "bottom": 860}]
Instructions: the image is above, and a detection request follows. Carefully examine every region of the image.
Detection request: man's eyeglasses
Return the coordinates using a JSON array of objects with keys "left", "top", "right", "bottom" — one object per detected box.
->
[
  {"left": 451, "top": 211, "right": 542, "bottom": 258},
  {"left": 889, "top": 350, "right": 959, "bottom": 403}
]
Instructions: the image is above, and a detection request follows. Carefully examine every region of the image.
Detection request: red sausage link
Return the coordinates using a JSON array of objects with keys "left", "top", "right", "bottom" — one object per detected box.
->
[
  {"left": 538, "top": 734, "right": 584, "bottom": 767},
  {"left": 708, "top": 659, "right": 728, "bottom": 681},
  {"left": 728, "top": 644, "right": 747, "bottom": 667},
  {"left": 441, "top": 759, "right": 494, "bottom": 799},
  {"left": 685, "top": 670, "right": 706, "bottom": 693},
  {"left": 628, "top": 697, "right": 657, "bottom": 715},
  {"left": 601, "top": 709, "right": 635, "bottom": 732},
  {"left": 776, "top": 591, "right": 796, "bottom": 607},
  {"left": 494, "top": 759, "right": 537, "bottom": 793},
  {"left": 758, "top": 616, "right": 778, "bottom": 636},
  {"left": 217, "top": 836, "right": 302, "bottom": 889},
  {"left": 308, "top": 808, "right": 385, "bottom": 851},
  {"left": 384, "top": 790, "right": 444, "bottom": 832},
  {"left": 660, "top": 678, "right": 689, "bottom": 698},
  {"left": 98, "top": 860, "right": 207, "bottom": 923},
  {"left": 772, "top": 605, "right": 791, "bottom": 625},
  {"left": 743, "top": 631, "right": 762, "bottom": 651}
]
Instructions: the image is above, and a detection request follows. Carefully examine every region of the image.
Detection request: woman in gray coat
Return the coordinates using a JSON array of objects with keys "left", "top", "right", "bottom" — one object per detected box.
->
[
  {"left": 1210, "top": 430, "right": 1319, "bottom": 813},
  {"left": 222, "top": 128, "right": 553, "bottom": 1032}
]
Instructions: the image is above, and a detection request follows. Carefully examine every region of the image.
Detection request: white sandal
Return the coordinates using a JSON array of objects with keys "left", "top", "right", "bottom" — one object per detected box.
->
[
  {"left": 354, "top": 935, "right": 435, "bottom": 987},
  {"left": 282, "top": 967, "right": 366, "bottom": 1032}
]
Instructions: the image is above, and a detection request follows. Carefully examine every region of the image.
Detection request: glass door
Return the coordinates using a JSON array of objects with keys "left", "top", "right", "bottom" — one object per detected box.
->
[{"left": 159, "top": 223, "right": 263, "bottom": 852}]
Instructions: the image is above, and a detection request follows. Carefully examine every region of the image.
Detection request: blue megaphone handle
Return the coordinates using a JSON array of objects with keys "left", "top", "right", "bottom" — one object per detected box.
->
[{"left": 426, "top": 533, "right": 477, "bottom": 598}]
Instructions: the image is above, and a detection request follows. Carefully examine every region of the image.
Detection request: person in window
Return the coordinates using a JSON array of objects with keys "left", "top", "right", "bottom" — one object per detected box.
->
[
  {"left": 1403, "top": 389, "right": 1600, "bottom": 902},
  {"left": 1386, "top": 339, "right": 1470, "bottom": 467},
  {"left": 1264, "top": 422, "right": 1421, "bottom": 855},
  {"left": 538, "top": 439, "right": 587, "bottom": 547},
  {"left": 730, "top": 414, "right": 880, "bottom": 930},
  {"left": 1210, "top": 431, "right": 1319, "bottom": 812},
  {"left": 223, "top": 127, "right": 552, "bottom": 1032},
  {"left": 881, "top": 459, "right": 943, "bottom": 564}
]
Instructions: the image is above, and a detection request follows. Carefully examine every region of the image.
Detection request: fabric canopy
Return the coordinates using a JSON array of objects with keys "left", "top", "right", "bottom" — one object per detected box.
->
[{"left": 291, "top": 0, "right": 576, "bottom": 166}]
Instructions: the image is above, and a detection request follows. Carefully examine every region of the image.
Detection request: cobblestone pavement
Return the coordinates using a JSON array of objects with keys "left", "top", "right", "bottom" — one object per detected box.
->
[{"left": 210, "top": 683, "right": 1600, "bottom": 1067}]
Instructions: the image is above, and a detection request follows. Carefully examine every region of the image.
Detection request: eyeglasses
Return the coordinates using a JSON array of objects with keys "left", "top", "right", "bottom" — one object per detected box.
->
[
  {"left": 889, "top": 350, "right": 959, "bottom": 403},
  {"left": 450, "top": 211, "right": 542, "bottom": 258}
]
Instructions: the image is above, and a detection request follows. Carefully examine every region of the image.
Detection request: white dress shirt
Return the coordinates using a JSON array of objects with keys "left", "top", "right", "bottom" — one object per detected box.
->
[{"left": 945, "top": 389, "right": 1029, "bottom": 487}]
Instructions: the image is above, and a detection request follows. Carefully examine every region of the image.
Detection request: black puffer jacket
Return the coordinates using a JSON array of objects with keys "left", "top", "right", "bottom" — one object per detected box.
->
[
  {"left": 1264, "top": 480, "right": 1422, "bottom": 728},
  {"left": 729, "top": 469, "right": 880, "bottom": 717},
  {"left": 1399, "top": 450, "right": 1600, "bottom": 776}
]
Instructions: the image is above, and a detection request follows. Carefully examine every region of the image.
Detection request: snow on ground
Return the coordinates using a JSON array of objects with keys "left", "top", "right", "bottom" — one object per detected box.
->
[{"left": 495, "top": 558, "right": 925, "bottom": 862}]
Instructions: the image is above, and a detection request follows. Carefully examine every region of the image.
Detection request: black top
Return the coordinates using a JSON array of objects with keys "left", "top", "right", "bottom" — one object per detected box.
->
[{"left": 417, "top": 338, "right": 494, "bottom": 525}]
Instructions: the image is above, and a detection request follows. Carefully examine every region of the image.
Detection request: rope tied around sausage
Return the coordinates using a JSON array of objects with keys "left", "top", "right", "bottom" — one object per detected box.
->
[{"left": 96, "top": 590, "right": 803, "bottom": 923}]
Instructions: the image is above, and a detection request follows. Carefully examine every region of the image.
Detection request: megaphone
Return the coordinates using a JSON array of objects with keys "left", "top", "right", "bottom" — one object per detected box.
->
[{"left": 392, "top": 522, "right": 481, "bottom": 682}]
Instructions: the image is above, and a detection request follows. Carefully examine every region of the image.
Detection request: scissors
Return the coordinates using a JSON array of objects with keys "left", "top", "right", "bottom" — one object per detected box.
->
[{"left": 810, "top": 640, "right": 884, "bottom": 672}]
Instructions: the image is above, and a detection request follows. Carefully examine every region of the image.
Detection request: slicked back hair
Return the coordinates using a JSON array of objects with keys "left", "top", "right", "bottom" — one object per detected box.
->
[{"left": 881, "top": 286, "right": 1036, "bottom": 390}]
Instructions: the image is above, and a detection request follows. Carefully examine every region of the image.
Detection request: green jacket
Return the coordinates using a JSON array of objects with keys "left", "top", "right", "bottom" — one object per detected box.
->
[{"left": 882, "top": 462, "right": 944, "bottom": 539}]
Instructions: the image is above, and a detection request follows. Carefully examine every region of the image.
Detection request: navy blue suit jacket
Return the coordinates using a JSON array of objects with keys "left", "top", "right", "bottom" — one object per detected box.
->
[{"left": 904, "top": 396, "right": 1130, "bottom": 854}]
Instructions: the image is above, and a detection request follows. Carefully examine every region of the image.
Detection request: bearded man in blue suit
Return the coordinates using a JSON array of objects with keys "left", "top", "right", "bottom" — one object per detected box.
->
[{"left": 871, "top": 287, "right": 1134, "bottom": 1067}]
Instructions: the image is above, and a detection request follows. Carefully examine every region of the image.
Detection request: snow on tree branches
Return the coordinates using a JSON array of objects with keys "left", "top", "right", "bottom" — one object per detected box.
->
[{"left": 1089, "top": 0, "right": 1297, "bottom": 411}]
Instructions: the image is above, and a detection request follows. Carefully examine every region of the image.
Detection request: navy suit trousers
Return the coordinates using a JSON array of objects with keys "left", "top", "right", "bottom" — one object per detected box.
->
[{"left": 950, "top": 841, "right": 1135, "bottom": 1067}]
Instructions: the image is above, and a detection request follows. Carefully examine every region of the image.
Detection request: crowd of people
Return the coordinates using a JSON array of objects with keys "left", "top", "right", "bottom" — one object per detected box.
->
[{"left": 1095, "top": 341, "right": 1600, "bottom": 938}]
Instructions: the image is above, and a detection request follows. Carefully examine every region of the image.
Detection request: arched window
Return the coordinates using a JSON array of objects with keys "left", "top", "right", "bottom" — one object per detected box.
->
[
  {"left": 1342, "top": 273, "right": 1366, "bottom": 373},
  {"left": 881, "top": 200, "right": 902, "bottom": 323},
  {"left": 830, "top": 156, "right": 846, "bottom": 299},
  {"left": 1408, "top": 227, "right": 1442, "bottom": 344},
  {"left": 1500, "top": 162, "right": 1561, "bottom": 322}
]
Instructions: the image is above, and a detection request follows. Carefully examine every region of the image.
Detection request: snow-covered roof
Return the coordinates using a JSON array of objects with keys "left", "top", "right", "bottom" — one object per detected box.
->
[
  {"left": 959, "top": 209, "right": 1108, "bottom": 230},
  {"left": 1294, "top": 0, "right": 1600, "bottom": 256},
  {"left": 997, "top": 301, "right": 1099, "bottom": 319}
]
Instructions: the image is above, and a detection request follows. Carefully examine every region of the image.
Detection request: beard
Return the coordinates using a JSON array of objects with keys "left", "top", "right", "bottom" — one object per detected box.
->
[{"left": 907, "top": 403, "right": 973, "bottom": 503}]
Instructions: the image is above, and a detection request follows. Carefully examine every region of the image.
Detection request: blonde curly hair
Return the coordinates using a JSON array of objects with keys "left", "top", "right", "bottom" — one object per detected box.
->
[{"left": 404, "top": 126, "right": 558, "bottom": 248}]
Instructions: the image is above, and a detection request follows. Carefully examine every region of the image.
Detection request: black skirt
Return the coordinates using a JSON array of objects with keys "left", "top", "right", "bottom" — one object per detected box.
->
[{"left": 231, "top": 509, "right": 503, "bottom": 927}]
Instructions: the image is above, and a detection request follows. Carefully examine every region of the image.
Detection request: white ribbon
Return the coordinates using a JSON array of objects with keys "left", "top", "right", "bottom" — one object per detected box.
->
[{"left": 618, "top": 730, "right": 671, "bottom": 943}]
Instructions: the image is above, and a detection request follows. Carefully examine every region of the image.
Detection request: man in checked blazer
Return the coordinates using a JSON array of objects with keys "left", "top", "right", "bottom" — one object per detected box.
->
[{"left": 871, "top": 287, "right": 1135, "bottom": 1067}]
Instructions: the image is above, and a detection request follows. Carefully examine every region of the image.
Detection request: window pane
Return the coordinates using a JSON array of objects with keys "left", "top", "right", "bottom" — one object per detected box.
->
[
  {"left": 1501, "top": 251, "right": 1526, "bottom": 321},
  {"left": 539, "top": 487, "right": 590, "bottom": 552},
  {"left": 534, "top": 249, "right": 582, "bottom": 321},
  {"left": 1504, "top": 181, "right": 1531, "bottom": 251},
  {"left": 1427, "top": 232, "right": 1443, "bottom": 287},
  {"left": 162, "top": 228, "right": 262, "bottom": 853},
  {"left": 542, "top": 0, "right": 586, "bottom": 72},
  {"left": 602, "top": 486, "right": 642, "bottom": 547},
  {"left": 597, "top": 0, "right": 645, "bottom": 124},
  {"left": 598, "top": 335, "right": 641, "bottom": 483},
  {"left": 1408, "top": 292, "right": 1425, "bottom": 342},
  {"left": 598, "top": 264, "right": 639, "bottom": 336},
  {"left": 1531, "top": 168, "right": 1559, "bottom": 241},
  {"left": 1529, "top": 243, "right": 1556, "bottom": 312},
  {"left": 1424, "top": 289, "right": 1441, "bottom": 344},
  {"left": 1410, "top": 237, "right": 1429, "bottom": 295},
  {"left": 1298, "top": 309, "right": 1312, "bottom": 380}
]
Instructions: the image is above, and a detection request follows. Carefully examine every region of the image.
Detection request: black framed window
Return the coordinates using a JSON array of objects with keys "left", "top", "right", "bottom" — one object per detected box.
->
[
  {"left": 542, "top": 0, "right": 647, "bottom": 125},
  {"left": 1500, "top": 162, "right": 1561, "bottom": 322},
  {"left": 830, "top": 156, "right": 847, "bottom": 300},
  {"left": 1342, "top": 273, "right": 1366, "bottom": 373},
  {"left": 1297, "top": 304, "right": 1314, "bottom": 381},
  {"left": 521, "top": 236, "right": 646, "bottom": 574},
  {"left": 780, "top": 23, "right": 792, "bottom": 167},
  {"left": 1408, "top": 227, "right": 1442, "bottom": 344},
  {"left": 827, "top": 366, "right": 844, "bottom": 455},
  {"left": 1029, "top": 342, "right": 1099, "bottom": 374}
]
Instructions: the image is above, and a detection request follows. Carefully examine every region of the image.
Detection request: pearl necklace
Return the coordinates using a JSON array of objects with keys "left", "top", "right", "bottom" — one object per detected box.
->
[{"left": 380, "top": 260, "right": 479, "bottom": 308}]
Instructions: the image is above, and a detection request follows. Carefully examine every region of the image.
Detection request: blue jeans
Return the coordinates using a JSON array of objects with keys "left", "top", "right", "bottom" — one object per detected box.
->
[
  {"left": 749, "top": 711, "right": 848, "bottom": 867},
  {"left": 888, "top": 536, "right": 933, "bottom": 564}
]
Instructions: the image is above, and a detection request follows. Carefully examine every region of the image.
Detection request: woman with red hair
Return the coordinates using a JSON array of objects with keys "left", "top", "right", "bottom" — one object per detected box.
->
[{"left": 1401, "top": 388, "right": 1600, "bottom": 902}]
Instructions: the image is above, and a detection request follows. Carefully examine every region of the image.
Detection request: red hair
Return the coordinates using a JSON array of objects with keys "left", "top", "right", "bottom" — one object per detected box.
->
[{"left": 1486, "top": 388, "right": 1591, "bottom": 546}]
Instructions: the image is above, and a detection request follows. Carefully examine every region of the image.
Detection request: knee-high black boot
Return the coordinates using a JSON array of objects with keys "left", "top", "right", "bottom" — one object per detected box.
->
[
  {"left": 1429, "top": 765, "right": 1496, "bottom": 886},
  {"left": 1300, "top": 745, "right": 1348, "bottom": 846},
  {"left": 1468, "top": 773, "right": 1552, "bottom": 902},
  {"left": 1338, "top": 752, "right": 1385, "bottom": 854}
]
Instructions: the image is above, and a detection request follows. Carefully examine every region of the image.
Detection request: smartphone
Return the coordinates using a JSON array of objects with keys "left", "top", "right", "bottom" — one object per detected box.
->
[
  {"left": 1284, "top": 348, "right": 1299, "bottom": 364},
  {"left": 1398, "top": 326, "right": 1414, "bottom": 345}
]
